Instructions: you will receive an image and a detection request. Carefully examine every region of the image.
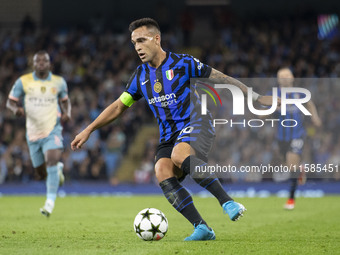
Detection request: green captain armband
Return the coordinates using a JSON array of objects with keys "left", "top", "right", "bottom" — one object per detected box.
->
[{"left": 119, "top": 92, "right": 136, "bottom": 107}]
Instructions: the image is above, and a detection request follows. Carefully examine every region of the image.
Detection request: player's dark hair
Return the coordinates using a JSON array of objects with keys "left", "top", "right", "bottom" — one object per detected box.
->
[
  {"left": 35, "top": 50, "right": 49, "bottom": 56},
  {"left": 33, "top": 50, "right": 50, "bottom": 62},
  {"left": 278, "top": 66, "right": 293, "bottom": 73},
  {"left": 129, "top": 18, "right": 161, "bottom": 34}
]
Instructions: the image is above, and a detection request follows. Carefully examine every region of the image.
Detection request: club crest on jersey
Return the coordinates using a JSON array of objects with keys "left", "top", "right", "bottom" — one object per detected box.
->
[
  {"left": 51, "top": 87, "right": 57, "bottom": 95},
  {"left": 154, "top": 82, "right": 162, "bottom": 93},
  {"left": 41, "top": 86, "right": 46, "bottom": 93},
  {"left": 165, "top": 69, "right": 174, "bottom": 81}
]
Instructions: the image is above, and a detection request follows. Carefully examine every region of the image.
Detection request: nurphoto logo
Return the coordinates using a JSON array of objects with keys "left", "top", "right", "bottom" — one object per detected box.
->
[{"left": 198, "top": 82, "right": 312, "bottom": 128}]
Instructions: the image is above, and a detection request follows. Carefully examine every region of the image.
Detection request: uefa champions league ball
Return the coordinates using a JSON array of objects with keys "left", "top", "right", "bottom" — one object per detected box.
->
[{"left": 133, "top": 208, "right": 168, "bottom": 241}]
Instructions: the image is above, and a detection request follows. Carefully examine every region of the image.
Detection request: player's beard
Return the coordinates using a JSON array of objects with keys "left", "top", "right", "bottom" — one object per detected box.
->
[
  {"left": 36, "top": 69, "right": 49, "bottom": 79},
  {"left": 142, "top": 51, "right": 157, "bottom": 65},
  {"left": 140, "top": 54, "right": 148, "bottom": 63}
]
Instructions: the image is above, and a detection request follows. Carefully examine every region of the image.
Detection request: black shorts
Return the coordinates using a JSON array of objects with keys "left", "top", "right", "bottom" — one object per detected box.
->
[
  {"left": 155, "top": 116, "right": 215, "bottom": 163},
  {"left": 278, "top": 138, "right": 304, "bottom": 161}
]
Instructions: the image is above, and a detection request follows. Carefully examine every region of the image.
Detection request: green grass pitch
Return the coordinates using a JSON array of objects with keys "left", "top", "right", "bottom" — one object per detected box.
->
[{"left": 0, "top": 196, "right": 339, "bottom": 254}]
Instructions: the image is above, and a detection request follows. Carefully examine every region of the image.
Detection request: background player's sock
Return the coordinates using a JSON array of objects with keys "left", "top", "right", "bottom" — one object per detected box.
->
[
  {"left": 160, "top": 177, "right": 208, "bottom": 227},
  {"left": 181, "top": 155, "right": 232, "bottom": 205},
  {"left": 46, "top": 165, "right": 60, "bottom": 202},
  {"left": 289, "top": 172, "right": 299, "bottom": 199}
]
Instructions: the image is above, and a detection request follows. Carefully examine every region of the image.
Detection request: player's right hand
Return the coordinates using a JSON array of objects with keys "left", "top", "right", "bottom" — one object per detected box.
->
[
  {"left": 312, "top": 116, "right": 322, "bottom": 128},
  {"left": 71, "top": 129, "right": 91, "bottom": 151},
  {"left": 16, "top": 107, "right": 25, "bottom": 117},
  {"left": 60, "top": 113, "right": 70, "bottom": 123}
]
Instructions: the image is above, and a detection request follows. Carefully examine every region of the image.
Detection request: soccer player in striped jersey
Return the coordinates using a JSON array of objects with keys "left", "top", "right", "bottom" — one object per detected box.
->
[
  {"left": 275, "top": 68, "right": 321, "bottom": 210},
  {"left": 7, "top": 51, "right": 71, "bottom": 217},
  {"left": 71, "top": 18, "right": 275, "bottom": 240}
]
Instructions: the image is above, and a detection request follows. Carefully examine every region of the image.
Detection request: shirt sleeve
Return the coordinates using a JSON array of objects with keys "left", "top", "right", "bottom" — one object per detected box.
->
[
  {"left": 58, "top": 78, "right": 69, "bottom": 100},
  {"left": 125, "top": 68, "right": 143, "bottom": 101},
  {"left": 8, "top": 78, "right": 24, "bottom": 101},
  {"left": 187, "top": 55, "right": 212, "bottom": 78}
]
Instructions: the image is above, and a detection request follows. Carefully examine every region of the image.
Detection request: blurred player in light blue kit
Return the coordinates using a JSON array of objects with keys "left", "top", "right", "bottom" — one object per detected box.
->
[
  {"left": 6, "top": 50, "right": 71, "bottom": 217},
  {"left": 275, "top": 68, "right": 321, "bottom": 209}
]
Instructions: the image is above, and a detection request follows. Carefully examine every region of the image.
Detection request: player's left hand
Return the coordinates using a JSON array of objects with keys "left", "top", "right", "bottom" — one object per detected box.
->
[
  {"left": 257, "top": 95, "right": 281, "bottom": 107},
  {"left": 71, "top": 128, "right": 92, "bottom": 150}
]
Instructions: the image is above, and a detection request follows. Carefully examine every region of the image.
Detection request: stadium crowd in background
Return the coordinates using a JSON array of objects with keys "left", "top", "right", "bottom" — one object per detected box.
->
[{"left": 0, "top": 14, "right": 340, "bottom": 184}]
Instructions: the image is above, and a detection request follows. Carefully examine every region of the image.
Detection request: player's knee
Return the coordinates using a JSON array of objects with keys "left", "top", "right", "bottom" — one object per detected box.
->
[
  {"left": 45, "top": 149, "right": 62, "bottom": 167},
  {"left": 170, "top": 151, "right": 185, "bottom": 169},
  {"left": 171, "top": 143, "right": 192, "bottom": 169},
  {"left": 155, "top": 161, "right": 174, "bottom": 183}
]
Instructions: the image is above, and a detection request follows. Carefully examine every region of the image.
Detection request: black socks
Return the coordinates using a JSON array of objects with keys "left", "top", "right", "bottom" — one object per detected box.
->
[
  {"left": 160, "top": 177, "right": 207, "bottom": 227},
  {"left": 181, "top": 155, "right": 232, "bottom": 205},
  {"left": 289, "top": 172, "right": 299, "bottom": 199}
]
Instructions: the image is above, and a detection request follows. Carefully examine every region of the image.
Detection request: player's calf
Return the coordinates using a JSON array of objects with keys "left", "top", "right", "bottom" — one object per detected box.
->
[
  {"left": 57, "top": 162, "right": 65, "bottom": 186},
  {"left": 34, "top": 165, "right": 47, "bottom": 180}
]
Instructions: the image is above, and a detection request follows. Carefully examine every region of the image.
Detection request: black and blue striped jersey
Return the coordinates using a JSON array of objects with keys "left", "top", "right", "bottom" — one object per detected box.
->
[
  {"left": 125, "top": 51, "right": 212, "bottom": 142},
  {"left": 274, "top": 88, "right": 306, "bottom": 141}
]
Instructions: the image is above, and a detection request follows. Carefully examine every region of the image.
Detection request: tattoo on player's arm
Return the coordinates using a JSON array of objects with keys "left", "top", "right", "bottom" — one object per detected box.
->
[{"left": 209, "top": 68, "right": 249, "bottom": 94}]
